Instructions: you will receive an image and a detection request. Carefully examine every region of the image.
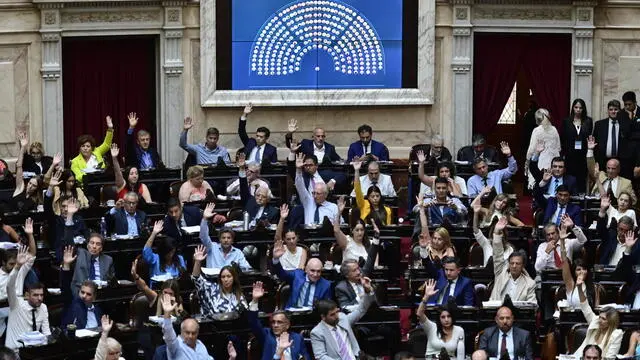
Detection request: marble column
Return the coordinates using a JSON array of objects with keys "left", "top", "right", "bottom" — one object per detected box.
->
[
  {"left": 39, "top": 5, "right": 64, "bottom": 157},
  {"left": 451, "top": 3, "right": 473, "bottom": 153},
  {"left": 160, "top": 3, "right": 186, "bottom": 168},
  {"left": 573, "top": 6, "right": 595, "bottom": 115}
]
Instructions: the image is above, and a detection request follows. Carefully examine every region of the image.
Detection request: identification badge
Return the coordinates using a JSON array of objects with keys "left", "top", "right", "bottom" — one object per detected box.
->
[{"left": 574, "top": 141, "right": 582, "bottom": 150}]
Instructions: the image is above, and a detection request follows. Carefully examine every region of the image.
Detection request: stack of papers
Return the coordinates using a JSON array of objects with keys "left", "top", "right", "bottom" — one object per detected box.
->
[
  {"left": 149, "top": 316, "right": 176, "bottom": 324},
  {"left": 288, "top": 307, "right": 312, "bottom": 312},
  {"left": 151, "top": 274, "right": 175, "bottom": 283},
  {"left": 200, "top": 268, "right": 221, "bottom": 276},
  {"left": 75, "top": 329, "right": 99, "bottom": 338},
  {"left": 0, "top": 243, "right": 19, "bottom": 250},
  {"left": 181, "top": 226, "right": 200, "bottom": 234},
  {"left": 20, "top": 331, "right": 47, "bottom": 346}
]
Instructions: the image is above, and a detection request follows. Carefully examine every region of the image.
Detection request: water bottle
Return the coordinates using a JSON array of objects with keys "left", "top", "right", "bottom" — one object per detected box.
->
[
  {"left": 100, "top": 217, "right": 107, "bottom": 237},
  {"left": 242, "top": 211, "right": 250, "bottom": 231}
]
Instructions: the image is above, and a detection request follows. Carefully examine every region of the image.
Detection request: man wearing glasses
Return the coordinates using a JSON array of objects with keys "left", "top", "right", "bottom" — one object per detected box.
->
[{"left": 108, "top": 192, "right": 148, "bottom": 237}]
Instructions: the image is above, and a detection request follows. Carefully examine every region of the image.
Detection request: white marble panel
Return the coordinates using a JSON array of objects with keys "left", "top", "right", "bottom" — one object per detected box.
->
[
  {"left": 618, "top": 56, "right": 640, "bottom": 99},
  {"left": 200, "top": 0, "right": 435, "bottom": 107},
  {"left": 0, "top": 62, "right": 15, "bottom": 144},
  {"left": 600, "top": 41, "right": 640, "bottom": 117},
  {"left": 0, "top": 44, "right": 28, "bottom": 159}
]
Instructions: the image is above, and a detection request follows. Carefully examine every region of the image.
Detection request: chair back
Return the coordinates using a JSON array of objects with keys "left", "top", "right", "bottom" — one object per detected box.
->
[
  {"left": 101, "top": 184, "right": 118, "bottom": 204},
  {"left": 566, "top": 323, "right": 589, "bottom": 353},
  {"left": 474, "top": 329, "right": 485, "bottom": 351},
  {"left": 330, "top": 243, "right": 343, "bottom": 265},
  {"left": 226, "top": 207, "right": 244, "bottom": 222},
  {"left": 129, "top": 291, "right": 151, "bottom": 328},
  {"left": 169, "top": 181, "right": 183, "bottom": 198},
  {"left": 406, "top": 327, "right": 427, "bottom": 357},
  {"left": 468, "top": 242, "right": 485, "bottom": 266},
  {"left": 275, "top": 283, "right": 291, "bottom": 310},
  {"left": 247, "top": 335, "right": 263, "bottom": 360}
]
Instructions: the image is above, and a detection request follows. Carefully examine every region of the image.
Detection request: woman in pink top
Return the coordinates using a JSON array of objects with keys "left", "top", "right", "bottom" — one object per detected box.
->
[{"left": 178, "top": 165, "right": 214, "bottom": 203}]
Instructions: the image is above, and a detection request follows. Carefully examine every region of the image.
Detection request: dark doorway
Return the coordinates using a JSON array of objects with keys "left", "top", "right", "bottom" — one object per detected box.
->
[{"left": 62, "top": 36, "right": 157, "bottom": 162}]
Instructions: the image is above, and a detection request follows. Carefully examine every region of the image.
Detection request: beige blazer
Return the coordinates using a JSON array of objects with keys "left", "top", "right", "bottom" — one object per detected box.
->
[
  {"left": 489, "top": 234, "right": 537, "bottom": 302},
  {"left": 573, "top": 300, "right": 623, "bottom": 359},
  {"left": 587, "top": 155, "right": 636, "bottom": 205}
]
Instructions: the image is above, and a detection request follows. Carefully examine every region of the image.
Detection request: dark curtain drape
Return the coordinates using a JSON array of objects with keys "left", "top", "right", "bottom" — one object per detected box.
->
[
  {"left": 62, "top": 37, "right": 157, "bottom": 163},
  {"left": 473, "top": 33, "right": 572, "bottom": 134}
]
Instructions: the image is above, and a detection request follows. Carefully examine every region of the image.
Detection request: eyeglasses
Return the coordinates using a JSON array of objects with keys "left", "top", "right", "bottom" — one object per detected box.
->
[{"left": 125, "top": 201, "right": 138, "bottom": 205}]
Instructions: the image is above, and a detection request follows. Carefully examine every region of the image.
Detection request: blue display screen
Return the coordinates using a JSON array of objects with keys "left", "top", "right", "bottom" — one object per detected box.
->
[{"left": 231, "top": 0, "right": 403, "bottom": 90}]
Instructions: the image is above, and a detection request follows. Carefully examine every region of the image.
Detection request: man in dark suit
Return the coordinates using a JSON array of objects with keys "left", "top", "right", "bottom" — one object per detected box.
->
[
  {"left": 248, "top": 281, "right": 311, "bottom": 360},
  {"left": 60, "top": 246, "right": 104, "bottom": 329},
  {"left": 45, "top": 181, "right": 89, "bottom": 262},
  {"left": 534, "top": 184, "right": 583, "bottom": 227},
  {"left": 125, "top": 112, "right": 164, "bottom": 170},
  {"left": 622, "top": 91, "right": 640, "bottom": 141},
  {"left": 529, "top": 155, "right": 577, "bottom": 196},
  {"left": 67, "top": 234, "right": 115, "bottom": 294},
  {"left": 162, "top": 197, "right": 202, "bottom": 244},
  {"left": 457, "top": 134, "right": 500, "bottom": 163},
  {"left": 107, "top": 192, "right": 147, "bottom": 237},
  {"left": 423, "top": 256, "right": 474, "bottom": 306},
  {"left": 596, "top": 212, "right": 638, "bottom": 266},
  {"left": 272, "top": 241, "right": 332, "bottom": 309},
  {"left": 335, "top": 242, "right": 379, "bottom": 312},
  {"left": 287, "top": 152, "right": 346, "bottom": 195},
  {"left": 593, "top": 99, "right": 633, "bottom": 178},
  {"left": 239, "top": 104, "right": 278, "bottom": 164},
  {"left": 347, "top": 124, "right": 389, "bottom": 162},
  {"left": 239, "top": 158, "right": 279, "bottom": 226},
  {"left": 479, "top": 305, "right": 533, "bottom": 360},
  {"left": 286, "top": 124, "right": 342, "bottom": 165},
  {"left": 409, "top": 134, "right": 453, "bottom": 164},
  {"left": 616, "top": 234, "right": 639, "bottom": 305}
]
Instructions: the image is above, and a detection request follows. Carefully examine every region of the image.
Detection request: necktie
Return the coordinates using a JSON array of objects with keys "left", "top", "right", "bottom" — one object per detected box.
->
[
  {"left": 555, "top": 205, "right": 565, "bottom": 225},
  {"left": 501, "top": 333, "right": 509, "bottom": 359},
  {"left": 332, "top": 327, "right": 353, "bottom": 360},
  {"left": 301, "top": 281, "right": 312, "bottom": 307},
  {"left": 553, "top": 179, "right": 560, "bottom": 193},
  {"left": 439, "top": 280, "right": 453, "bottom": 304},
  {"left": 92, "top": 258, "right": 99, "bottom": 280},
  {"left": 311, "top": 177, "right": 316, "bottom": 192},
  {"left": 314, "top": 204, "right": 321, "bottom": 224},
  {"left": 31, "top": 308, "right": 37, "bottom": 331},
  {"left": 606, "top": 179, "right": 613, "bottom": 195},
  {"left": 255, "top": 146, "right": 261, "bottom": 163},
  {"left": 611, "top": 120, "right": 617, "bottom": 156},
  {"left": 553, "top": 246, "right": 562, "bottom": 268},
  {"left": 482, "top": 177, "right": 488, "bottom": 187}
]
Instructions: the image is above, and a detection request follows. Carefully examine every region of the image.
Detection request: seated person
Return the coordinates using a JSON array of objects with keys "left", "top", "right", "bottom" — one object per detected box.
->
[
  {"left": 294, "top": 153, "right": 340, "bottom": 225},
  {"left": 416, "top": 281, "right": 465, "bottom": 359},
  {"left": 421, "top": 177, "right": 467, "bottom": 225},
  {"left": 47, "top": 167, "right": 89, "bottom": 215},
  {"left": 142, "top": 221, "right": 186, "bottom": 282},
  {"left": 45, "top": 179, "right": 89, "bottom": 261},
  {"left": 94, "top": 315, "right": 122, "bottom": 360},
  {"left": 23, "top": 141, "right": 52, "bottom": 175},
  {"left": 409, "top": 134, "right": 453, "bottom": 164},
  {"left": 125, "top": 112, "right": 164, "bottom": 170},
  {"left": 159, "top": 294, "right": 211, "bottom": 359},
  {"left": 417, "top": 154, "right": 467, "bottom": 197},
  {"left": 238, "top": 104, "right": 278, "bottom": 163},
  {"left": 70, "top": 115, "right": 114, "bottom": 184},
  {"left": 414, "top": 198, "right": 456, "bottom": 267},
  {"left": 272, "top": 240, "right": 332, "bottom": 309},
  {"left": 68, "top": 233, "right": 115, "bottom": 294},
  {"left": 12, "top": 132, "right": 43, "bottom": 212},
  {"left": 596, "top": 214, "right": 638, "bottom": 266},
  {"left": 131, "top": 259, "right": 185, "bottom": 317},
  {"left": 225, "top": 162, "right": 270, "bottom": 198},
  {"left": 287, "top": 123, "right": 342, "bottom": 165},
  {"left": 457, "top": 134, "right": 500, "bottom": 163},
  {"left": 597, "top": 190, "right": 637, "bottom": 228},
  {"left": 179, "top": 165, "right": 214, "bottom": 203},
  {"left": 107, "top": 192, "right": 147, "bottom": 237},
  {"left": 347, "top": 124, "right": 389, "bottom": 162},
  {"left": 471, "top": 207, "right": 515, "bottom": 267},
  {"left": 352, "top": 161, "right": 393, "bottom": 225},
  {"left": 467, "top": 141, "right": 517, "bottom": 197},
  {"left": 489, "top": 218, "right": 536, "bottom": 303},
  {"left": 60, "top": 246, "right": 104, "bottom": 329},
  {"left": 110, "top": 144, "right": 152, "bottom": 203},
  {"left": 0, "top": 216, "right": 19, "bottom": 244},
  {"left": 471, "top": 189, "right": 524, "bottom": 227},
  {"left": 238, "top": 155, "right": 279, "bottom": 226},
  {"left": 587, "top": 135, "right": 636, "bottom": 204},
  {"left": 162, "top": 198, "right": 202, "bottom": 244},
  {"left": 623, "top": 332, "right": 640, "bottom": 359},
  {"left": 534, "top": 216, "right": 586, "bottom": 272},
  {"left": 248, "top": 281, "right": 311, "bottom": 360},
  {"left": 617, "top": 232, "right": 640, "bottom": 308},
  {"left": 199, "top": 203, "right": 252, "bottom": 270},
  {"left": 478, "top": 304, "right": 533, "bottom": 360},
  {"left": 191, "top": 245, "right": 247, "bottom": 315},
  {"left": 180, "top": 116, "right": 231, "bottom": 165},
  {"left": 573, "top": 277, "right": 623, "bottom": 359},
  {"left": 534, "top": 184, "right": 583, "bottom": 226},
  {"left": 350, "top": 160, "right": 396, "bottom": 198},
  {"left": 422, "top": 257, "right": 474, "bottom": 306},
  {"left": 288, "top": 151, "right": 344, "bottom": 194},
  {"left": 335, "top": 253, "right": 380, "bottom": 313},
  {"left": 528, "top": 153, "right": 577, "bottom": 196},
  {"left": 560, "top": 238, "right": 597, "bottom": 309},
  {"left": 274, "top": 204, "right": 307, "bottom": 270},
  {"left": 334, "top": 215, "right": 381, "bottom": 264},
  {"left": 6, "top": 246, "right": 50, "bottom": 350}
]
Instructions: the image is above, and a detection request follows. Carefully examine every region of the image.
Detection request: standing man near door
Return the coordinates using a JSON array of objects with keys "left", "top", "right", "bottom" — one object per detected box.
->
[{"left": 593, "top": 100, "right": 633, "bottom": 179}]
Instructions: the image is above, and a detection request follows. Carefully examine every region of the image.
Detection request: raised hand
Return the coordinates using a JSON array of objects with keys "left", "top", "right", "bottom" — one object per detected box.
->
[
  {"left": 576, "top": 273, "right": 584, "bottom": 286},
  {"left": 593, "top": 162, "right": 601, "bottom": 179},
  {"left": 16, "top": 245, "right": 29, "bottom": 266},
  {"left": 416, "top": 150, "right": 426, "bottom": 163},
  {"left": 128, "top": 112, "right": 138, "bottom": 128},
  {"left": 416, "top": 192, "right": 425, "bottom": 208},
  {"left": 272, "top": 240, "right": 285, "bottom": 259},
  {"left": 422, "top": 279, "right": 439, "bottom": 299},
  {"left": 337, "top": 195, "right": 346, "bottom": 214},
  {"left": 252, "top": 281, "right": 265, "bottom": 300},
  {"left": 151, "top": 220, "right": 163, "bottom": 235},
  {"left": 295, "top": 153, "right": 304, "bottom": 169},
  {"left": 289, "top": 139, "right": 301, "bottom": 152},
  {"left": 49, "top": 169, "right": 63, "bottom": 187},
  {"left": 542, "top": 169, "right": 552, "bottom": 182},
  {"left": 105, "top": 116, "right": 113, "bottom": 129},
  {"left": 161, "top": 293, "right": 177, "bottom": 315},
  {"left": 110, "top": 143, "right": 119, "bottom": 158},
  {"left": 600, "top": 195, "right": 610, "bottom": 210},
  {"left": 63, "top": 246, "right": 77, "bottom": 266},
  {"left": 183, "top": 117, "right": 193, "bottom": 131},
  {"left": 361, "top": 276, "right": 373, "bottom": 293},
  {"left": 494, "top": 216, "right": 508, "bottom": 233},
  {"left": 535, "top": 139, "right": 545, "bottom": 154},
  {"left": 561, "top": 213, "right": 574, "bottom": 230},
  {"left": 624, "top": 230, "right": 638, "bottom": 249},
  {"left": 243, "top": 103, "right": 253, "bottom": 116},
  {"left": 287, "top": 118, "right": 298, "bottom": 133},
  {"left": 52, "top": 152, "right": 63, "bottom": 167},
  {"left": 227, "top": 341, "right": 237, "bottom": 360},
  {"left": 115, "top": 198, "right": 125, "bottom": 210},
  {"left": 587, "top": 135, "right": 597, "bottom": 150},
  {"left": 131, "top": 259, "right": 139, "bottom": 279},
  {"left": 237, "top": 152, "right": 246, "bottom": 168},
  {"left": 193, "top": 244, "right": 208, "bottom": 262},
  {"left": 101, "top": 315, "right": 113, "bottom": 334},
  {"left": 500, "top": 141, "right": 511, "bottom": 157},
  {"left": 67, "top": 198, "right": 79, "bottom": 215},
  {"left": 352, "top": 159, "right": 362, "bottom": 171},
  {"left": 370, "top": 218, "right": 380, "bottom": 237},
  {"left": 280, "top": 204, "right": 289, "bottom": 219},
  {"left": 276, "top": 332, "right": 293, "bottom": 354},
  {"left": 24, "top": 218, "right": 33, "bottom": 235},
  {"left": 203, "top": 203, "right": 216, "bottom": 220},
  {"left": 18, "top": 132, "right": 28, "bottom": 148}
]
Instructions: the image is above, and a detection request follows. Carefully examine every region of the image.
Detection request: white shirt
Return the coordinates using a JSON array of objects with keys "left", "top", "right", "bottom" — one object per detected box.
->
[
  {"left": 295, "top": 169, "right": 339, "bottom": 225},
  {"left": 350, "top": 173, "right": 397, "bottom": 197},
  {"left": 606, "top": 119, "right": 620, "bottom": 157},
  {"left": 308, "top": 172, "right": 325, "bottom": 196},
  {"left": 602, "top": 177, "right": 619, "bottom": 196},
  {"left": 248, "top": 145, "right": 265, "bottom": 164},
  {"left": 496, "top": 327, "right": 515, "bottom": 360},
  {"left": 534, "top": 227, "right": 587, "bottom": 271},
  {"left": 419, "top": 176, "right": 468, "bottom": 197},
  {"left": 609, "top": 242, "right": 627, "bottom": 266},
  {"left": 502, "top": 276, "right": 520, "bottom": 300},
  {"left": 551, "top": 204, "right": 568, "bottom": 224},
  {"left": 280, "top": 247, "right": 304, "bottom": 271},
  {"left": 86, "top": 306, "right": 98, "bottom": 328},
  {"left": 606, "top": 207, "right": 637, "bottom": 227},
  {"left": 343, "top": 236, "right": 368, "bottom": 263},
  {"left": 349, "top": 281, "right": 365, "bottom": 303},
  {"left": 421, "top": 317, "right": 465, "bottom": 359},
  {"left": 314, "top": 144, "right": 326, "bottom": 163},
  {"left": 633, "top": 290, "right": 640, "bottom": 310},
  {"left": 226, "top": 178, "right": 271, "bottom": 198},
  {"left": 84, "top": 155, "right": 100, "bottom": 170}
]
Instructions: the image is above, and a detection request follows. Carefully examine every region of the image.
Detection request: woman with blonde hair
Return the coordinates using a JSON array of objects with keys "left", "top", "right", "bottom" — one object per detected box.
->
[
  {"left": 178, "top": 165, "right": 214, "bottom": 203},
  {"left": 416, "top": 193, "right": 455, "bottom": 266},
  {"left": 525, "top": 108, "right": 561, "bottom": 189}
]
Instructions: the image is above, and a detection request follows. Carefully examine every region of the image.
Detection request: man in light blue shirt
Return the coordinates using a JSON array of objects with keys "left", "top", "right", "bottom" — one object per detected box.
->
[
  {"left": 160, "top": 294, "right": 212, "bottom": 360},
  {"left": 199, "top": 203, "right": 252, "bottom": 270},
  {"left": 180, "top": 116, "right": 231, "bottom": 165},
  {"left": 467, "top": 141, "right": 518, "bottom": 198},
  {"left": 293, "top": 153, "right": 340, "bottom": 225}
]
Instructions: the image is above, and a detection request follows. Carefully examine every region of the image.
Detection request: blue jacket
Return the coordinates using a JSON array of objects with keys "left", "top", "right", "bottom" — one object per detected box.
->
[
  {"left": 529, "top": 159, "right": 578, "bottom": 196},
  {"left": 424, "top": 260, "right": 474, "bottom": 306},
  {"left": 60, "top": 268, "right": 103, "bottom": 329},
  {"left": 597, "top": 216, "right": 640, "bottom": 265},
  {"left": 108, "top": 208, "right": 147, "bottom": 236},
  {"left": 347, "top": 139, "right": 389, "bottom": 162},
  {"left": 533, "top": 183, "right": 583, "bottom": 227},
  {"left": 240, "top": 175, "right": 279, "bottom": 225},
  {"left": 162, "top": 205, "right": 202, "bottom": 243},
  {"left": 298, "top": 139, "right": 342, "bottom": 164},
  {"left": 247, "top": 310, "right": 311, "bottom": 360},
  {"left": 273, "top": 261, "right": 332, "bottom": 309},
  {"left": 428, "top": 205, "right": 460, "bottom": 226},
  {"left": 239, "top": 119, "right": 278, "bottom": 163}
]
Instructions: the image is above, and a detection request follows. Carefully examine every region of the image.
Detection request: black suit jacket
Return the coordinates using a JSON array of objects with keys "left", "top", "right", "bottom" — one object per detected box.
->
[
  {"left": 593, "top": 117, "right": 632, "bottom": 166},
  {"left": 298, "top": 138, "right": 342, "bottom": 164},
  {"left": 479, "top": 326, "right": 533, "bottom": 360},
  {"left": 620, "top": 107, "right": 640, "bottom": 141},
  {"left": 162, "top": 205, "right": 202, "bottom": 244},
  {"left": 409, "top": 144, "right": 453, "bottom": 163},
  {"left": 45, "top": 192, "right": 89, "bottom": 260},
  {"left": 61, "top": 268, "right": 104, "bottom": 329},
  {"left": 597, "top": 215, "right": 640, "bottom": 265},
  {"left": 560, "top": 117, "right": 593, "bottom": 157},
  {"left": 334, "top": 243, "right": 379, "bottom": 310},
  {"left": 240, "top": 175, "right": 279, "bottom": 225},
  {"left": 108, "top": 208, "right": 148, "bottom": 237},
  {"left": 238, "top": 119, "right": 278, "bottom": 163},
  {"left": 456, "top": 145, "right": 499, "bottom": 163},
  {"left": 125, "top": 129, "right": 164, "bottom": 169},
  {"left": 620, "top": 252, "right": 640, "bottom": 303},
  {"left": 23, "top": 154, "right": 52, "bottom": 175}
]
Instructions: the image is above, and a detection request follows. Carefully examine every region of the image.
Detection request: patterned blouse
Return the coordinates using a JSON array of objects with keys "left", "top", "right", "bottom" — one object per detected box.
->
[{"left": 192, "top": 275, "right": 247, "bottom": 316}]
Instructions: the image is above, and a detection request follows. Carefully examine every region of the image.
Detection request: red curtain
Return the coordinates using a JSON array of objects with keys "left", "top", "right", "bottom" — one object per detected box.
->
[
  {"left": 473, "top": 33, "right": 572, "bottom": 134},
  {"left": 62, "top": 36, "right": 157, "bottom": 163}
]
